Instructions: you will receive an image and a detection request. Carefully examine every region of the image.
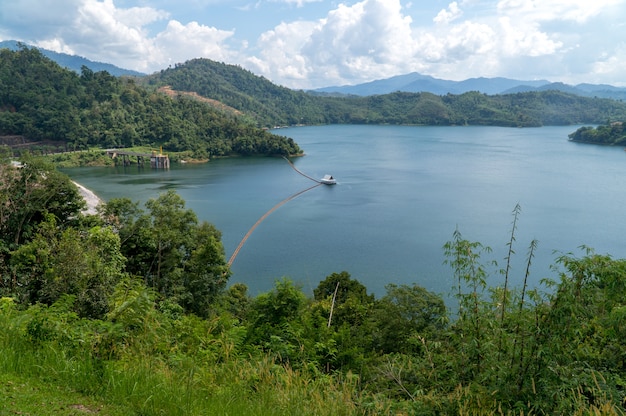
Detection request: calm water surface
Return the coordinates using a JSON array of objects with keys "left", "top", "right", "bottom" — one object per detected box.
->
[{"left": 63, "top": 125, "right": 626, "bottom": 297}]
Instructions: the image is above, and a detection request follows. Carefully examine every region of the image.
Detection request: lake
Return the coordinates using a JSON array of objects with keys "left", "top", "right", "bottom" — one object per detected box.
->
[{"left": 62, "top": 125, "right": 626, "bottom": 298}]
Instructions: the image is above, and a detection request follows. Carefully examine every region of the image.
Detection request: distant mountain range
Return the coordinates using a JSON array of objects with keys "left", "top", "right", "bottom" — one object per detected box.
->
[
  {"left": 311, "top": 72, "right": 626, "bottom": 101},
  {"left": 0, "top": 40, "right": 145, "bottom": 77}
]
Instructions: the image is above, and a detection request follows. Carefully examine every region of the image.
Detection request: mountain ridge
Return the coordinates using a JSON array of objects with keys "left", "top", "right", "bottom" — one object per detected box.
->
[
  {"left": 142, "top": 58, "right": 626, "bottom": 128},
  {"left": 312, "top": 72, "right": 626, "bottom": 100},
  {"left": 3, "top": 44, "right": 626, "bottom": 131}
]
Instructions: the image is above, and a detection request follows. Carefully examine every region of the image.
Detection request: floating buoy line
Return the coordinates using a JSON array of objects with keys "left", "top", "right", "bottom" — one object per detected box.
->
[
  {"left": 282, "top": 156, "right": 323, "bottom": 184},
  {"left": 227, "top": 157, "right": 334, "bottom": 266}
]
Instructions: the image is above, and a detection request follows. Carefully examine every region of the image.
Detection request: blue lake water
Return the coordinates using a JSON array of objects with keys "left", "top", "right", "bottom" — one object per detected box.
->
[{"left": 62, "top": 125, "right": 626, "bottom": 298}]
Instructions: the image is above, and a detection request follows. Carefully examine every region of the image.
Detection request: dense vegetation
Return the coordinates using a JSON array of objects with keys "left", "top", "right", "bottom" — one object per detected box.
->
[
  {"left": 2, "top": 158, "right": 626, "bottom": 414},
  {"left": 569, "top": 121, "right": 626, "bottom": 145},
  {"left": 0, "top": 47, "right": 301, "bottom": 158},
  {"left": 144, "top": 58, "right": 626, "bottom": 127}
]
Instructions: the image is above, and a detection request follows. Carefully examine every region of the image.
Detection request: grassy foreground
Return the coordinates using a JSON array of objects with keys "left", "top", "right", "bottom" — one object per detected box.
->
[
  {"left": 0, "top": 372, "right": 130, "bottom": 415},
  {"left": 0, "top": 299, "right": 380, "bottom": 416},
  {"left": 3, "top": 294, "right": 623, "bottom": 416}
]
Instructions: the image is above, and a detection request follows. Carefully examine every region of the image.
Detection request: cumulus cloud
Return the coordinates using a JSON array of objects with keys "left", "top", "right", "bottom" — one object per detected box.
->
[
  {"left": 153, "top": 21, "right": 236, "bottom": 70},
  {"left": 496, "top": 16, "right": 562, "bottom": 57},
  {"left": 247, "top": 21, "right": 315, "bottom": 84},
  {"left": 434, "top": 2, "right": 463, "bottom": 25},
  {"left": 250, "top": 0, "right": 415, "bottom": 87},
  {"left": 72, "top": 0, "right": 162, "bottom": 55},
  {"left": 247, "top": 0, "right": 626, "bottom": 88},
  {"left": 417, "top": 21, "right": 496, "bottom": 63},
  {"left": 2, "top": 0, "right": 625, "bottom": 88},
  {"left": 0, "top": 0, "right": 237, "bottom": 74},
  {"left": 249, "top": 0, "right": 566, "bottom": 87}
]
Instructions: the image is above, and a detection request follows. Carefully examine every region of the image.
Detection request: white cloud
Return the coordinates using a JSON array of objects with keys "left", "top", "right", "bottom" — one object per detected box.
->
[
  {"left": 591, "top": 42, "right": 626, "bottom": 82},
  {"left": 36, "top": 39, "right": 76, "bottom": 55},
  {"left": 249, "top": 0, "right": 415, "bottom": 88},
  {"left": 246, "top": 0, "right": 588, "bottom": 88},
  {"left": 434, "top": 2, "right": 463, "bottom": 25},
  {"left": 268, "top": 0, "right": 322, "bottom": 6},
  {"left": 248, "top": 21, "right": 316, "bottom": 85},
  {"left": 497, "top": 16, "right": 562, "bottom": 57},
  {"left": 2, "top": 0, "right": 626, "bottom": 88},
  {"left": 153, "top": 20, "right": 236, "bottom": 70},
  {"left": 1, "top": 0, "right": 237, "bottom": 74},
  {"left": 63, "top": 0, "right": 168, "bottom": 70},
  {"left": 417, "top": 21, "right": 497, "bottom": 62}
]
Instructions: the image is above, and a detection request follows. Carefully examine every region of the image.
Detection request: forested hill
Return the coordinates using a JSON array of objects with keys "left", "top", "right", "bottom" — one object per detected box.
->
[
  {"left": 568, "top": 122, "right": 626, "bottom": 145},
  {"left": 142, "top": 59, "right": 326, "bottom": 127},
  {"left": 144, "top": 58, "right": 626, "bottom": 128},
  {"left": 0, "top": 47, "right": 302, "bottom": 158},
  {"left": 3, "top": 45, "right": 626, "bottom": 156}
]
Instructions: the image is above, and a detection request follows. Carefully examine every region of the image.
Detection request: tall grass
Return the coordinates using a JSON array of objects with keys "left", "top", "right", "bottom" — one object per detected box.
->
[
  {"left": 0, "top": 298, "right": 383, "bottom": 415},
  {"left": 2, "top": 270, "right": 625, "bottom": 416}
]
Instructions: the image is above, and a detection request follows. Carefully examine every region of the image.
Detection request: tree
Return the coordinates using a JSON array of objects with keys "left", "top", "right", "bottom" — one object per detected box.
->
[
  {"left": 0, "top": 155, "right": 85, "bottom": 250},
  {"left": 369, "top": 284, "right": 447, "bottom": 354},
  {"left": 0, "top": 157, "right": 85, "bottom": 289},
  {"left": 313, "top": 271, "right": 374, "bottom": 327},
  {"left": 101, "top": 191, "right": 230, "bottom": 316},
  {"left": 10, "top": 217, "right": 125, "bottom": 318},
  {"left": 245, "top": 278, "right": 307, "bottom": 362}
]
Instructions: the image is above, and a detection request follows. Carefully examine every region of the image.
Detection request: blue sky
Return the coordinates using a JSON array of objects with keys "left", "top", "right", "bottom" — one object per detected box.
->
[{"left": 1, "top": 0, "right": 625, "bottom": 89}]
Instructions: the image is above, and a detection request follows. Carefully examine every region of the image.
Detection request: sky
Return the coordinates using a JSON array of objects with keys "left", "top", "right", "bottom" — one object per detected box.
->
[{"left": 1, "top": 0, "right": 625, "bottom": 89}]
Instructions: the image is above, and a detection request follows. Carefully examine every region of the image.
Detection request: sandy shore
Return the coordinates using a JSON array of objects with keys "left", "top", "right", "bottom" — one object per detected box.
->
[{"left": 72, "top": 181, "right": 103, "bottom": 215}]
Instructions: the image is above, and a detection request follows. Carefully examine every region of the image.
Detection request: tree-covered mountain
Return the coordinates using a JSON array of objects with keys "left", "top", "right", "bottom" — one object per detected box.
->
[
  {"left": 0, "top": 47, "right": 301, "bottom": 158},
  {"left": 313, "top": 71, "right": 626, "bottom": 100},
  {"left": 2, "top": 45, "right": 626, "bottom": 155},
  {"left": 143, "top": 58, "right": 626, "bottom": 128},
  {"left": 501, "top": 82, "right": 626, "bottom": 101},
  {"left": 142, "top": 59, "right": 328, "bottom": 127},
  {"left": 312, "top": 73, "right": 551, "bottom": 96}
]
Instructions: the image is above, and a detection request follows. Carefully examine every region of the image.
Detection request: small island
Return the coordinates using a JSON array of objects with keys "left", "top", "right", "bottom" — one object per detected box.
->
[{"left": 568, "top": 121, "right": 626, "bottom": 145}]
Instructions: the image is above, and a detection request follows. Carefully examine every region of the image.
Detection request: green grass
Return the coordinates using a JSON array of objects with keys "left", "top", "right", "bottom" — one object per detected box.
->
[
  {"left": 0, "top": 372, "right": 130, "bottom": 416},
  {"left": 40, "top": 146, "right": 198, "bottom": 167},
  {"left": 0, "top": 322, "right": 368, "bottom": 416},
  {"left": 0, "top": 352, "right": 367, "bottom": 416},
  {"left": 43, "top": 149, "right": 114, "bottom": 168}
]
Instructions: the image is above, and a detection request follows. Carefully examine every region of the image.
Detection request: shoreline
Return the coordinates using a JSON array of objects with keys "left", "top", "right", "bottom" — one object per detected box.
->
[{"left": 72, "top": 181, "right": 103, "bottom": 215}]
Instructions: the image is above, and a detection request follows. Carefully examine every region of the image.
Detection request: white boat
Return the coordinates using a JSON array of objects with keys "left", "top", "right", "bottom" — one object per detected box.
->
[{"left": 320, "top": 174, "right": 337, "bottom": 185}]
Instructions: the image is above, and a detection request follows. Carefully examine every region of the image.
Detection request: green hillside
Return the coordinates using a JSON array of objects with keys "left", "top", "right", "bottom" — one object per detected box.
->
[
  {"left": 143, "top": 58, "right": 626, "bottom": 128},
  {"left": 143, "top": 58, "right": 327, "bottom": 126},
  {"left": 2, "top": 46, "right": 625, "bottom": 160},
  {"left": 0, "top": 46, "right": 301, "bottom": 159}
]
